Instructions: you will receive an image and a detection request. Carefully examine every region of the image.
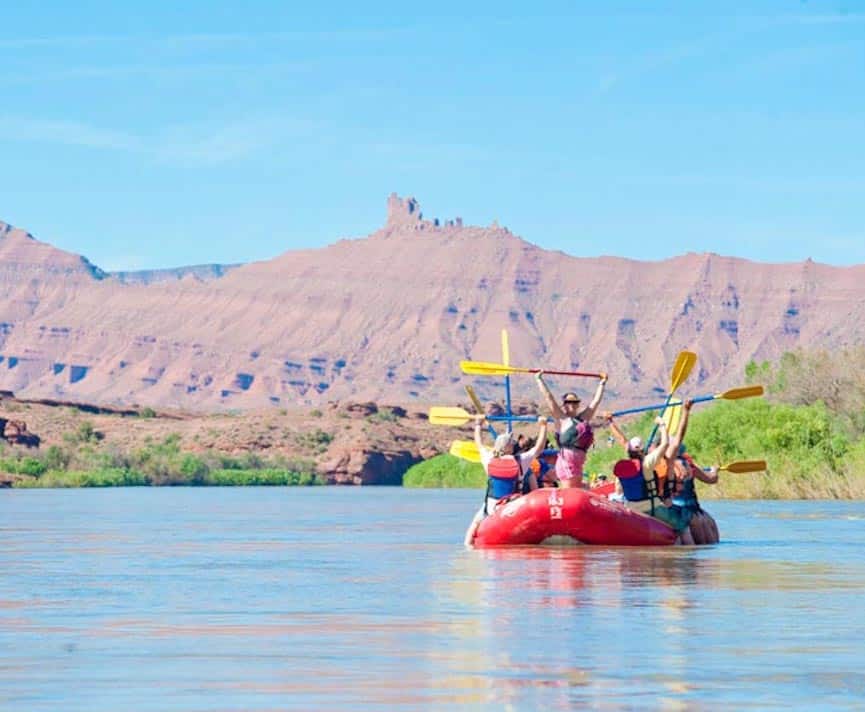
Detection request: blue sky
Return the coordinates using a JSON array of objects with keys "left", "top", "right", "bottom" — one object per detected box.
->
[{"left": 0, "top": 1, "right": 862, "bottom": 269}]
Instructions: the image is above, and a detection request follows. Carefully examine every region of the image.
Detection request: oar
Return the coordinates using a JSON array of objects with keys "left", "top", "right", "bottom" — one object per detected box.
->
[
  {"left": 465, "top": 385, "right": 497, "bottom": 437},
  {"left": 450, "top": 439, "right": 560, "bottom": 463},
  {"left": 717, "top": 460, "right": 766, "bottom": 474},
  {"left": 502, "top": 329, "right": 513, "bottom": 434},
  {"left": 450, "top": 440, "right": 482, "bottom": 463},
  {"left": 664, "top": 402, "right": 682, "bottom": 437},
  {"left": 429, "top": 406, "right": 544, "bottom": 426},
  {"left": 646, "top": 351, "right": 697, "bottom": 446},
  {"left": 461, "top": 359, "right": 603, "bottom": 378},
  {"left": 610, "top": 385, "right": 764, "bottom": 418}
]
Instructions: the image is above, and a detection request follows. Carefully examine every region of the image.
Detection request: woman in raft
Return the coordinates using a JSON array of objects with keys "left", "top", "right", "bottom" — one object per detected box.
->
[
  {"left": 606, "top": 406, "right": 719, "bottom": 544},
  {"left": 661, "top": 399, "right": 720, "bottom": 545},
  {"left": 535, "top": 371, "right": 608, "bottom": 488},
  {"left": 606, "top": 415, "right": 670, "bottom": 515},
  {"left": 463, "top": 416, "right": 549, "bottom": 546}
]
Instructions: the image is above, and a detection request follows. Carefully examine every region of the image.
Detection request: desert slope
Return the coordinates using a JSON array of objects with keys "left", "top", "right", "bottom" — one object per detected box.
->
[{"left": 1, "top": 196, "right": 863, "bottom": 411}]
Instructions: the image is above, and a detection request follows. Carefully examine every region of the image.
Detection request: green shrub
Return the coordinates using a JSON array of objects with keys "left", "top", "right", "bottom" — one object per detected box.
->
[
  {"left": 368, "top": 408, "right": 399, "bottom": 423},
  {"left": 204, "top": 468, "right": 323, "bottom": 486},
  {"left": 403, "top": 454, "right": 485, "bottom": 488},
  {"left": 294, "top": 428, "right": 333, "bottom": 453}
]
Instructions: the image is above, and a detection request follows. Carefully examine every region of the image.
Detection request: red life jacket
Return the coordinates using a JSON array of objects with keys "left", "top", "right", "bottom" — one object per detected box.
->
[{"left": 486, "top": 457, "right": 523, "bottom": 501}]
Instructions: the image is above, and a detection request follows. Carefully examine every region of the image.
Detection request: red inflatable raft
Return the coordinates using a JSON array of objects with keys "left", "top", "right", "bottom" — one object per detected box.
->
[{"left": 472, "top": 487, "right": 677, "bottom": 547}]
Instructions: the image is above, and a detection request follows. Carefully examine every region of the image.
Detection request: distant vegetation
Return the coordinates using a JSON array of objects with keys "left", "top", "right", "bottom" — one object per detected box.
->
[
  {"left": 408, "top": 348, "right": 865, "bottom": 499},
  {"left": 5, "top": 431, "right": 324, "bottom": 488},
  {"left": 403, "top": 454, "right": 485, "bottom": 488}
]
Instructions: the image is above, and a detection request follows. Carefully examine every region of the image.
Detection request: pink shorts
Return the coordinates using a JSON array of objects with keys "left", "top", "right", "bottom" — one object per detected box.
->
[{"left": 555, "top": 447, "right": 586, "bottom": 482}]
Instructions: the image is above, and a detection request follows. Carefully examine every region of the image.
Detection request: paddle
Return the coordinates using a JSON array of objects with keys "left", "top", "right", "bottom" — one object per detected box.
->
[
  {"left": 717, "top": 460, "right": 766, "bottom": 474},
  {"left": 450, "top": 439, "right": 559, "bottom": 463},
  {"left": 645, "top": 351, "right": 697, "bottom": 446},
  {"left": 461, "top": 359, "right": 603, "bottom": 379},
  {"left": 449, "top": 440, "right": 482, "bottom": 463},
  {"left": 465, "top": 385, "right": 497, "bottom": 437},
  {"left": 664, "top": 402, "right": 682, "bottom": 437},
  {"left": 429, "top": 406, "right": 545, "bottom": 426},
  {"left": 502, "top": 329, "right": 513, "bottom": 434},
  {"left": 610, "top": 385, "right": 764, "bottom": 418}
]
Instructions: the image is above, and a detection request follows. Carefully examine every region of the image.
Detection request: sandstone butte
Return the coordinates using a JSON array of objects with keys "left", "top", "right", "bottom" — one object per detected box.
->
[{"left": 2, "top": 193, "right": 864, "bottom": 414}]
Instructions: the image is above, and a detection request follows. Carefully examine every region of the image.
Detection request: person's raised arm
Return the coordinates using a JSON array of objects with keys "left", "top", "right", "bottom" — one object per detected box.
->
[
  {"left": 642, "top": 418, "right": 669, "bottom": 476},
  {"left": 657, "top": 417, "right": 670, "bottom": 453},
  {"left": 666, "top": 399, "right": 693, "bottom": 458},
  {"left": 526, "top": 416, "right": 549, "bottom": 461},
  {"left": 474, "top": 418, "right": 485, "bottom": 451},
  {"left": 580, "top": 373, "right": 608, "bottom": 421},
  {"left": 605, "top": 413, "right": 629, "bottom": 448},
  {"left": 535, "top": 372, "right": 564, "bottom": 420}
]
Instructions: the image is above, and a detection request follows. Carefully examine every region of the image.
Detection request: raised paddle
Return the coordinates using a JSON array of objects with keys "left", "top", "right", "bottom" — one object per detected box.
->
[
  {"left": 501, "top": 329, "right": 513, "bottom": 434},
  {"left": 450, "top": 439, "right": 559, "bottom": 463},
  {"left": 449, "top": 440, "right": 482, "bottom": 463},
  {"left": 429, "top": 406, "right": 545, "bottom": 426},
  {"left": 460, "top": 359, "right": 603, "bottom": 379},
  {"left": 465, "top": 385, "right": 497, "bottom": 437},
  {"left": 664, "top": 402, "right": 682, "bottom": 437},
  {"left": 646, "top": 351, "right": 697, "bottom": 446},
  {"left": 610, "top": 385, "right": 764, "bottom": 418}
]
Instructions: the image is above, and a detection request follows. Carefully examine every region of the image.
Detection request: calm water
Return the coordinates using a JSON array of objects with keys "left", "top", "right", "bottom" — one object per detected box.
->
[{"left": 2, "top": 488, "right": 864, "bottom": 711}]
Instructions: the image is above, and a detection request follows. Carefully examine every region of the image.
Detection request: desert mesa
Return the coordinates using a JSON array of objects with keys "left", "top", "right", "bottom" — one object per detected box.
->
[{"left": 1, "top": 194, "right": 863, "bottom": 411}]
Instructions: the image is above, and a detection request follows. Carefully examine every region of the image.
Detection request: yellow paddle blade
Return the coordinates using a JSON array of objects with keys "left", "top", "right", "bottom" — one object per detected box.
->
[
  {"left": 664, "top": 402, "right": 682, "bottom": 435},
  {"left": 717, "top": 385, "right": 764, "bottom": 400},
  {"left": 428, "top": 406, "right": 474, "bottom": 426},
  {"left": 501, "top": 329, "right": 510, "bottom": 366},
  {"left": 465, "top": 385, "right": 485, "bottom": 414},
  {"left": 450, "top": 440, "right": 482, "bottom": 463},
  {"left": 720, "top": 460, "right": 767, "bottom": 474},
  {"left": 460, "top": 360, "right": 528, "bottom": 376},
  {"left": 670, "top": 351, "right": 698, "bottom": 393}
]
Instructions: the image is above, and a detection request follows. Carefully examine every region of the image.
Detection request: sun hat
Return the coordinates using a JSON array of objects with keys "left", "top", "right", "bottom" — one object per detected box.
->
[{"left": 628, "top": 436, "right": 643, "bottom": 450}]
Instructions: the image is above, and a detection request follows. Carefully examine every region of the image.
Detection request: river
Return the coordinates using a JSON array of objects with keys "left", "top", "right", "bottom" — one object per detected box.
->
[{"left": 2, "top": 488, "right": 864, "bottom": 710}]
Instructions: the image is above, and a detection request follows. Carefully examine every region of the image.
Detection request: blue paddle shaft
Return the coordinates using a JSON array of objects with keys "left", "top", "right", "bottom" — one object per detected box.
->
[{"left": 612, "top": 393, "right": 715, "bottom": 418}]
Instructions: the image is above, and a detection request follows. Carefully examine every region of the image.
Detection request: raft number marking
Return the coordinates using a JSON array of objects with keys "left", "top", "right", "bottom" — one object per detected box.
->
[{"left": 548, "top": 491, "right": 563, "bottom": 520}]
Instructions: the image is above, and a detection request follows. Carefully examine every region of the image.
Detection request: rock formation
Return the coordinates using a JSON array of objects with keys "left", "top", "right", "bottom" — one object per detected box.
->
[{"left": 2, "top": 197, "right": 864, "bottom": 411}]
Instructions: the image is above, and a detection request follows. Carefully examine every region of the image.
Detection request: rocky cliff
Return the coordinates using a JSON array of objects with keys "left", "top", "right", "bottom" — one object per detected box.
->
[{"left": 1, "top": 197, "right": 863, "bottom": 411}]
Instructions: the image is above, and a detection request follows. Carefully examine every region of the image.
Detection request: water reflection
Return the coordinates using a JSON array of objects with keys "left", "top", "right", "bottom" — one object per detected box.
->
[
  {"left": 468, "top": 546, "right": 712, "bottom": 608},
  {"left": 4, "top": 491, "right": 865, "bottom": 710}
]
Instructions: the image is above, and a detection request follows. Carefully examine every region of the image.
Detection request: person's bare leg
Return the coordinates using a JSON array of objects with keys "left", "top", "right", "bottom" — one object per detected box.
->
[
  {"left": 690, "top": 513, "right": 707, "bottom": 545},
  {"left": 679, "top": 526, "right": 695, "bottom": 546},
  {"left": 707, "top": 514, "right": 720, "bottom": 544},
  {"left": 464, "top": 509, "right": 484, "bottom": 547}
]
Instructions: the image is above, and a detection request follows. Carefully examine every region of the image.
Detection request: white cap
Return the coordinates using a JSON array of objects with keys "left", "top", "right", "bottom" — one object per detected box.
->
[
  {"left": 493, "top": 433, "right": 513, "bottom": 452},
  {"left": 628, "top": 436, "right": 643, "bottom": 450}
]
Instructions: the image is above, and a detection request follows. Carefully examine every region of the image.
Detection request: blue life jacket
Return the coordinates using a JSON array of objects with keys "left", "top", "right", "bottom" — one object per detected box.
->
[{"left": 613, "top": 458, "right": 658, "bottom": 510}]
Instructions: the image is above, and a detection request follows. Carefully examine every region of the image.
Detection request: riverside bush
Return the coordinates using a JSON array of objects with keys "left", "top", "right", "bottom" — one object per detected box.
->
[{"left": 403, "top": 454, "right": 485, "bottom": 488}]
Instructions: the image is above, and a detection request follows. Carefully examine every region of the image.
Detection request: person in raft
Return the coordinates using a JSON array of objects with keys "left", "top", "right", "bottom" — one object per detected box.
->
[
  {"left": 463, "top": 416, "right": 549, "bottom": 547},
  {"left": 661, "top": 399, "right": 720, "bottom": 544},
  {"left": 515, "top": 434, "right": 557, "bottom": 489},
  {"left": 535, "top": 371, "right": 608, "bottom": 489},
  {"left": 606, "top": 415, "right": 670, "bottom": 516}
]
